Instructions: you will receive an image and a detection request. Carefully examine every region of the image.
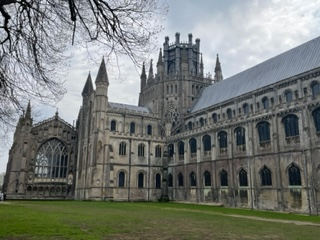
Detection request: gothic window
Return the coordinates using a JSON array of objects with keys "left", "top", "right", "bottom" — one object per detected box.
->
[
  {"left": 190, "top": 172, "right": 197, "bottom": 187},
  {"left": 118, "top": 171, "right": 125, "bottom": 187},
  {"left": 285, "top": 90, "right": 293, "bottom": 104},
  {"left": 220, "top": 169, "right": 228, "bottom": 187},
  {"left": 212, "top": 113, "right": 217, "bottom": 123},
  {"left": 155, "top": 173, "right": 161, "bottom": 189},
  {"left": 199, "top": 117, "right": 204, "bottom": 127},
  {"left": 138, "top": 172, "right": 144, "bottom": 188},
  {"left": 311, "top": 81, "right": 320, "bottom": 97},
  {"left": 178, "top": 173, "right": 184, "bottom": 187},
  {"left": 260, "top": 166, "right": 272, "bottom": 186},
  {"left": 168, "top": 144, "right": 174, "bottom": 158},
  {"left": 243, "top": 103, "right": 249, "bottom": 115},
  {"left": 138, "top": 144, "right": 145, "bottom": 157},
  {"left": 239, "top": 169, "right": 248, "bottom": 187},
  {"left": 168, "top": 174, "right": 173, "bottom": 187},
  {"left": 202, "top": 135, "right": 211, "bottom": 151},
  {"left": 257, "top": 121, "right": 271, "bottom": 142},
  {"left": 147, "top": 125, "right": 152, "bottom": 135},
  {"left": 130, "top": 122, "right": 135, "bottom": 134},
  {"left": 312, "top": 107, "right": 320, "bottom": 132},
  {"left": 218, "top": 131, "right": 228, "bottom": 148},
  {"left": 288, "top": 164, "right": 301, "bottom": 186},
  {"left": 35, "top": 138, "right": 68, "bottom": 179},
  {"left": 110, "top": 120, "right": 116, "bottom": 131},
  {"left": 119, "top": 142, "right": 126, "bottom": 156},
  {"left": 204, "top": 171, "right": 211, "bottom": 187},
  {"left": 188, "top": 121, "right": 193, "bottom": 130},
  {"left": 155, "top": 145, "right": 162, "bottom": 158},
  {"left": 262, "top": 97, "right": 269, "bottom": 109},
  {"left": 189, "top": 138, "right": 197, "bottom": 155},
  {"left": 178, "top": 141, "right": 184, "bottom": 156},
  {"left": 235, "top": 127, "right": 246, "bottom": 145},
  {"left": 226, "top": 108, "right": 232, "bottom": 119},
  {"left": 282, "top": 114, "right": 299, "bottom": 137}
]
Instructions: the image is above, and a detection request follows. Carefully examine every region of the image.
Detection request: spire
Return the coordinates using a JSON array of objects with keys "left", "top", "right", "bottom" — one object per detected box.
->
[
  {"left": 157, "top": 48, "right": 163, "bottom": 66},
  {"left": 141, "top": 62, "right": 147, "bottom": 79},
  {"left": 95, "top": 58, "right": 109, "bottom": 85},
  {"left": 148, "top": 59, "right": 154, "bottom": 80},
  {"left": 25, "top": 100, "right": 31, "bottom": 118},
  {"left": 200, "top": 53, "right": 204, "bottom": 76},
  {"left": 140, "top": 62, "right": 147, "bottom": 91},
  {"left": 82, "top": 72, "right": 94, "bottom": 96},
  {"left": 214, "top": 54, "right": 223, "bottom": 82}
]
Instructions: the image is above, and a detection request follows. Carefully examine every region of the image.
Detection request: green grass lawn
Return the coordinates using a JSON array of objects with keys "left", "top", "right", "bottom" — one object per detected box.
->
[{"left": 1, "top": 201, "right": 320, "bottom": 240}]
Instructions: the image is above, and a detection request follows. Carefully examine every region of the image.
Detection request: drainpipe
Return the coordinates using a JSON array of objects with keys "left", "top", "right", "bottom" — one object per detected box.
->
[{"left": 128, "top": 139, "right": 132, "bottom": 201}]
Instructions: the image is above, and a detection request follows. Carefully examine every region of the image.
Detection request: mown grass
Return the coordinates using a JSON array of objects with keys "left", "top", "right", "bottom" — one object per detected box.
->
[{"left": 1, "top": 201, "right": 320, "bottom": 239}]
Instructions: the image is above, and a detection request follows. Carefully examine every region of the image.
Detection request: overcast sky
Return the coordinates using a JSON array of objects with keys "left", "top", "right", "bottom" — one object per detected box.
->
[{"left": 1, "top": 0, "right": 320, "bottom": 173}]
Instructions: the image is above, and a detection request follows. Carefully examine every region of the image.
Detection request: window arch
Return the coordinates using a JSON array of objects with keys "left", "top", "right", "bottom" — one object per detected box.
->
[
  {"left": 235, "top": 127, "right": 246, "bottom": 145},
  {"left": 155, "top": 145, "right": 162, "bottom": 158},
  {"left": 262, "top": 97, "right": 269, "bottom": 109},
  {"left": 226, "top": 108, "right": 232, "bottom": 119},
  {"left": 288, "top": 164, "right": 301, "bottom": 186},
  {"left": 220, "top": 169, "right": 228, "bottom": 187},
  {"left": 239, "top": 169, "right": 248, "bottom": 187},
  {"left": 155, "top": 173, "right": 161, "bottom": 189},
  {"left": 35, "top": 138, "right": 68, "bottom": 178},
  {"left": 204, "top": 171, "right": 211, "bottom": 187},
  {"left": 168, "top": 144, "right": 174, "bottom": 158},
  {"left": 178, "top": 141, "right": 184, "bottom": 156},
  {"left": 202, "top": 135, "right": 211, "bottom": 152},
  {"left": 138, "top": 143, "right": 145, "bottom": 157},
  {"left": 311, "top": 81, "right": 320, "bottom": 97},
  {"left": 285, "top": 90, "right": 293, "bottom": 104},
  {"left": 130, "top": 122, "right": 135, "bottom": 134},
  {"left": 282, "top": 114, "right": 299, "bottom": 137},
  {"left": 110, "top": 120, "right": 116, "bottom": 131},
  {"left": 118, "top": 171, "right": 125, "bottom": 187},
  {"left": 119, "top": 142, "right": 126, "bottom": 156},
  {"left": 243, "top": 103, "right": 249, "bottom": 115},
  {"left": 147, "top": 125, "right": 152, "bottom": 135},
  {"left": 190, "top": 172, "right": 196, "bottom": 187},
  {"left": 189, "top": 138, "right": 197, "bottom": 154},
  {"left": 212, "top": 113, "right": 217, "bottom": 123},
  {"left": 178, "top": 173, "right": 184, "bottom": 187},
  {"left": 257, "top": 121, "right": 270, "bottom": 143},
  {"left": 138, "top": 172, "right": 144, "bottom": 188},
  {"left": 312, "top": 107, "right": 320, "bottom": 132},
  {"left": 218, "top": 131, "right": 228, "bottom": 148},
  {"left": 260, "top": 166, "right": 272, "bottom": 186}
]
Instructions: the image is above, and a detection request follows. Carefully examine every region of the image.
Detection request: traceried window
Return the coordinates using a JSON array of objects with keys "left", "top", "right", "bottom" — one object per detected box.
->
[
  {"left": 288, "top": 164, "right": 301, "bottom": 186},
  {"left": 35, "top": 138, "right": 68, "bottom": 179},
  {"left": 311, "top": 81, "right": 320, "bottom": 97},
  {"left": 110, "top": 120, "right": 116, "bottom": 131},
  {"left": 220, "top": 169, "right": 228, "bottom": 187},
  {"left": 235, "top": 127, "right": 246, "bottom": 145},
  {"left": 260, "top": 166, "right": 272, "bottom": 186},
  {"left": 119, "top": 142, "right": 126, "bottom": 156},
  {"left": 239, "top": 168, "right": 248, "bottom": 187},
  {"left": 257, "top": 121, "right": 271, "bottom": 142},
  {"left": 204, "top": 171, "right": 211, "bottom": 186},
  {"left": 138, "top": 143, "right": 145, "bottom": 157},
  {"left": 282, "top": 114, "right": 299, "bottom": 137},
  {"left": 262, "top": 97, "right": 269, "bottom": 109},
  {"left": 190, "top": 172, "right": 196, "bottom": 187},
  {"left": 312, "top": 107, "right": 320, "bottom": 132},
  {"left": 155, "top": 145, "right": 162, "bottom": 158},
  {"left": 218, "top": 131, "right": 228, "bottom": 148},
  {"left": 118, "top": 171, "right": 125, "bottom": 187},
  {"left": 202, "top": 135, "right": 211, "bottom": 152},
  {"left": 178, "top": 173, "right": 184, "bottom": 187}
]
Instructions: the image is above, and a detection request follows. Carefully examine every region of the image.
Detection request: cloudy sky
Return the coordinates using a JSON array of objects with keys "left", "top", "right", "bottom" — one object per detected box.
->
[{"left": 1, "top": 0, "right": 320, "bottom": 173}]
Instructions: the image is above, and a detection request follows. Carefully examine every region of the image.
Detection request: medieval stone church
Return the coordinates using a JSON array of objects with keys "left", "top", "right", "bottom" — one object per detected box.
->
[{"left": 4, "top": 33, "right": 320, "bottom": 214}]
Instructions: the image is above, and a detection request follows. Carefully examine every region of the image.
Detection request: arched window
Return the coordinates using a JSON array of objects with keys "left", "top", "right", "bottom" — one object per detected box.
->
[
  {"left": 138, "top": 172, "right": 144, "bottom": 188},
  {"left": 119, "top": 142, "right": 126, "bottom": 156},
  {"left": 235, "top": 127, "right": 246, "bottom": 145},
  {"left": 199, "top": 117, "right": 204, "bottom": 127},
  {"left": 110, "top": 120, "right": 116, "bottom": 131},
  {"left": 168, "top": 144, "right": 174, "bottom": 157},
  {"left": 178, "top": 173, "right": 184, "bottom": 187},
  {"left": 226, "top": 108, "right": 232, "bottom": 119},
  {"left": 288, "top": 164, "right": 301, "bottom": 186},
  {"left": 257, "top": 121, "right": 270, "bottom": 142},
  {"left": 188, "top": 121, "right": 193, "bottom": 130},
  {"left": 212, "top": 113, "right": 217, "bottom": 123},
  {"left": 282, "top": 114, "right": 299, "bottom": 137},
  {"left": 147, "top": 125, "right": 152, "bottom": 135},
  {"left": 312, "top": 107, "right": 320, "bottom": 132},
  {"left": 243, "top": 103, "right": 249, "bottom": 115},
  {"left": 202, "top": 135, "right": 211, "bottom": 152},
  {"left": 220, "top": 169, "right": 228, "bottom": 187},
  {"left": 138, "top": 144, "right": 145, "bottom": 157},
  {"left": 155, "top": 173, "right": 161, "bottom": 189},
  {"left": 190, "top": 172, "right": 196, "bottom": 187},
  {"left": 35, "top": 138, "right": 68, "bottom": 179},
  {"left": 204, "top": 171, "right": 211, "bottom": 186},
  {"left": 189, "top": 138, "right": 197, "bottom": 154},
  {"left": 239, "top": 169, "right": 248, "bottom": 187},
  {"left": 260, "top": 166, "right": 272, "bottom": 186},
  {"left": 262, "top": 97, "right": 269, "bottom": 109},
  {"left": 285, "top": 90, "right": 293, "bottom": 104},
  {"left": 168, "top": 174, "right": 173, "bottom": 187},
  {"left": 155, "top": 145, "right": 162, "bottom": 158},
  {"left": 178, "top": 141, "right": 184, "bottom": 156},
  {"left": 130, "top": 122, "right": 135, "bottom": 134},
  {"left": 218, "top": 131, "right": 228, "bottom": 148},
  {"left": 311, "top": 81, "right": 320, "bottom": 97},
  {"left": 118, "top": 171, "right": 125, "bottom": 187}
]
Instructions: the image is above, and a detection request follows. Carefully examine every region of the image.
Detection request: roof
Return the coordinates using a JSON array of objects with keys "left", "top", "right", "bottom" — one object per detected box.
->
[
  {"left": 191, "top": 36, "right": 320, "bottom": 113},
  {"left": 109, "top": 102, "right": 151, "bottom": 113}
]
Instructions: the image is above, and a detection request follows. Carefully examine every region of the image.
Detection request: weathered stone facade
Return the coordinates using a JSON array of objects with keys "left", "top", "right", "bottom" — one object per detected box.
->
[{"left": 4, "top": 33, "right": 320, "bottom": 214}]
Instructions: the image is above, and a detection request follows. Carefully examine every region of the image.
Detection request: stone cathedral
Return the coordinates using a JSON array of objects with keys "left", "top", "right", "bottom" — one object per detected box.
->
[{"left": 4, "top": 33, "right": 320, "bottom": 214}]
